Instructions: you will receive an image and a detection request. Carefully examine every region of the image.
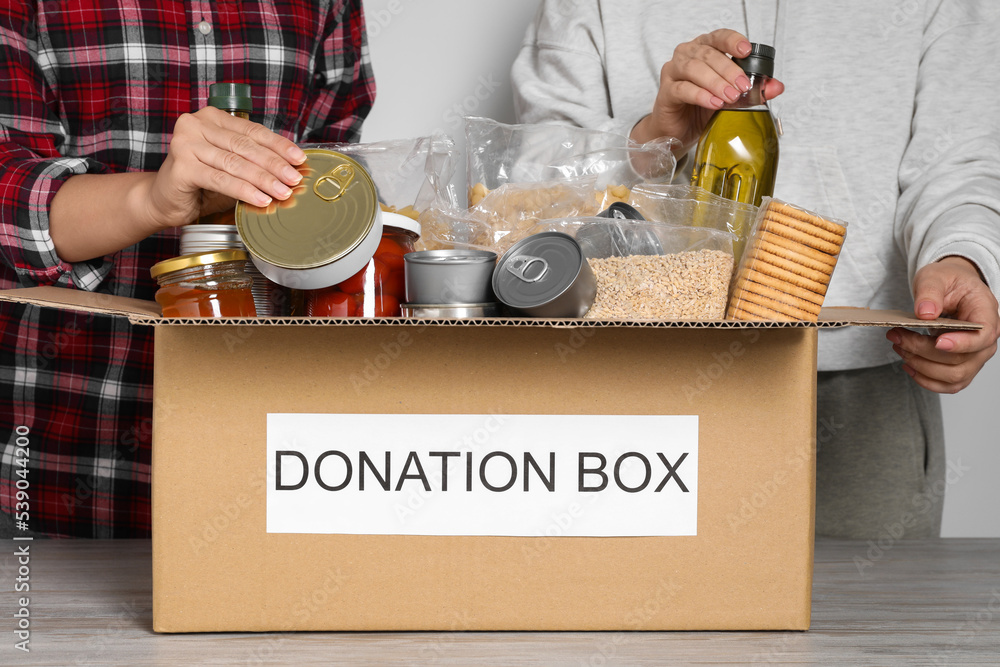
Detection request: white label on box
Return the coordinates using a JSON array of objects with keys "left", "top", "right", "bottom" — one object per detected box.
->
[{"left": 266, "top": 414, "right": 698, "bottom": 537}]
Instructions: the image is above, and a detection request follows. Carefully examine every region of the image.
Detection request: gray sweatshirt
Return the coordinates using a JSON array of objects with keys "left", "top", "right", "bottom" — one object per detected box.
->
[{"left": 511, "top": 0, "right": 1000, "bottom": 371}]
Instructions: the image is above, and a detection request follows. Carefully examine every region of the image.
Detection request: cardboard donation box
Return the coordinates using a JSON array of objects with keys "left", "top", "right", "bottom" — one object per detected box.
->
[{"left": 0, "top": 287, "right": 978, "bottom": 632}]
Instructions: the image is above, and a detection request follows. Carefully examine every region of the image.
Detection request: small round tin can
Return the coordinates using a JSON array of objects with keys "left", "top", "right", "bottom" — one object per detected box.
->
[
  {"left": 179, "top": 224, "right": 244, "bottom": 255},
  {"left": 403, "top": 249, "right": 497, "bottom": 305},
  {"left": 492, "top": 232, "right": 596, "bottom": 318},
  {"left": 400, "top": 302, "right": 502, "bottom": 318},
  {"left": 235, "top": 148, "right": 382, "bottom": 290}
]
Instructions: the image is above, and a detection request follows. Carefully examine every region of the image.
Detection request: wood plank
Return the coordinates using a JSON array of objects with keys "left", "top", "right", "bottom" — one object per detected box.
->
[{"left": 1, "top": 538, "right": 998, "bottom": 664}]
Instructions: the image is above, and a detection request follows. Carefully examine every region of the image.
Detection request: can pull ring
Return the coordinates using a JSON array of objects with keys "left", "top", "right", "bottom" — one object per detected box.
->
[
  {"left": 505, "top": 255, "right": 548, "bottom": 283},
  {"left": 313, "top": 163, "right": 355, "bottom": 202}
]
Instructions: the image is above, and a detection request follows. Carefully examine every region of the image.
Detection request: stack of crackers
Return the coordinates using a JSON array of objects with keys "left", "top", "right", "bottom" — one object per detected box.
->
[{"left": 728, "top": 199, "right": 847, "bottom": 322}]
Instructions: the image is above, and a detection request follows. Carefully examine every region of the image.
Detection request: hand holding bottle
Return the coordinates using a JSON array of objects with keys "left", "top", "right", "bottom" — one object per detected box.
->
[
  {"left": 690, "top": 40, "right": 780, "bottom": 211},
  {"left": 147, "top": 105, "right": 306, "bottom": 229},
  {"left": 630, "top": 29, "right": 784, "bottom": 152},
  {"left": 50, "top": 106, "right": 306, "bottom": 262}
]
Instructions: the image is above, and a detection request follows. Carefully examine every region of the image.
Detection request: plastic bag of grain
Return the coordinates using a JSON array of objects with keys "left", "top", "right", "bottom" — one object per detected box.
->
[{"left": 528, "top": 218, "right": 736, "bottom": 320}]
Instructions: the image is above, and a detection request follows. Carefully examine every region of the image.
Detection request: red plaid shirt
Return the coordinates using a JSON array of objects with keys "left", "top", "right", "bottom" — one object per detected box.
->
[{"left": 0, "top": 0, "right": 375, "bottom": 537}]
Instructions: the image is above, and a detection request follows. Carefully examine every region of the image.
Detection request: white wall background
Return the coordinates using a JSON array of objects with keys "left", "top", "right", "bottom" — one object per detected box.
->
[
  {"left": 360, "top": 0, "right": 537, "bottom": 144},
  {"left": 360, "top": 0, "right": 1000, "bottom": 537}
]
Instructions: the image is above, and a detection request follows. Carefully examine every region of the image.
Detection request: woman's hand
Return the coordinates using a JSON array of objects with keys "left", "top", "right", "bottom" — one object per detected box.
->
[
  {"left": 888, "top": 256, "right": 1000, "bottom": 393},
  {"left": 630, "top": 29, "right": 785, "bottom": 151},
  {"left": 143, "top": 106, "right": 307, "bottom": 229},
  {"left": 51, "top": 107, "right": 308, "bottom": 262}
]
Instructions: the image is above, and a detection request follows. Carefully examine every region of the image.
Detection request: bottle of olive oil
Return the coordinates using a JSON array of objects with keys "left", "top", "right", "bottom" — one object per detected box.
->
[
  {"left": 691, "top": 44, "right": 778, "bottom": 260},
  {"left": 207, "top": 82, "right": 252, "bottom": 119},
  {"left": 691, "top": 43, "right": 778, "bottom": 207},
  {"left": 195, "top": 84, "right": 254, "bottom": 225}
]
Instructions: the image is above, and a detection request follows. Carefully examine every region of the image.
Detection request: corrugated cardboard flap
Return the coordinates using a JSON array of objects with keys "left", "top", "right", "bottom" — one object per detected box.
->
[
  {"left": 0, "top": 287, "right": 981, "bottom": 330},
  {"left": 818, "top": 306, "right": 980, "bottom": 330},
  {"left": 134, "top": 315, "right": 819, "bottom": 328},
  {"left": 0, "top": 286, "right": 160, "bottom": 323}
]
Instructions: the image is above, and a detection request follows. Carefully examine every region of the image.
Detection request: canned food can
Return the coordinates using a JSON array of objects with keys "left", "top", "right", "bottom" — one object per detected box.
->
[
  {"left": 400, "top": 302, "right": 502, "bottom": 318},
  {"left": 403, "top": 249, "right": 497, "bottom": 305},
  {"left": 492, "top": 232, "right": 596, "bottom": 318},
  {"left": 179, "top": 224, "right": 245, "bottom": 255},
  {"left": 235, "top": 149, "right": 382, "bottom": 290}
]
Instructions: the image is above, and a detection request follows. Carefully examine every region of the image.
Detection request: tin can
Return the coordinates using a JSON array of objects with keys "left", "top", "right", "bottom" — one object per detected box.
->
[
  {"left": 179, "top": 224, "right": 244, "bottom": 254},
  {"left": 400, "top": 302, "right": 502, "bottom": 318},
  {"left": 235, "top": 149, "right": 382, "bottom": 290},
  {"left": 403, "top": 249, "right": 497, "bottom": 305},
  {"left": 492, "top": 232, "right": 596, "bottom": 318}
]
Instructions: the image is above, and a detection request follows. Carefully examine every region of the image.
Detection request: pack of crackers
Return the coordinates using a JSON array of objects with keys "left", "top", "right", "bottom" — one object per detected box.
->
[{"left": 727, "top": 198, "right": 848, "bottom": 322}]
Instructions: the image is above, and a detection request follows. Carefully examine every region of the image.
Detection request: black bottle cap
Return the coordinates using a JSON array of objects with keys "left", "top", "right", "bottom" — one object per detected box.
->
[
  {"left": 208, "top": 83, "right": 253, "bottom": 113},
  {"left": 733, "top": 43, "right": 775, "bottom": 78}
]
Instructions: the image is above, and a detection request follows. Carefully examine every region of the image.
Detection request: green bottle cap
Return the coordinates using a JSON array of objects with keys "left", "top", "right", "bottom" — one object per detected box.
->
[
  {"left": 208, "top": 83, "right": 253, "bottom": 113},
  {"left": 734, "top": 43, "right": 775, "bottom": 78}
]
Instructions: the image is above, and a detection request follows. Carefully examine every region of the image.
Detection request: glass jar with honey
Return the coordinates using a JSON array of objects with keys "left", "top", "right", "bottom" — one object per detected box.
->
[{"left": 150, "top": 250, "right": 258, "bottom": 318}]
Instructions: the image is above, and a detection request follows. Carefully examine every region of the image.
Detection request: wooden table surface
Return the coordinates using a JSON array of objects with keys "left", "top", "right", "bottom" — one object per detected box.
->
[{"left": 2, "top": 538, "right": 998, "bottom": 666}]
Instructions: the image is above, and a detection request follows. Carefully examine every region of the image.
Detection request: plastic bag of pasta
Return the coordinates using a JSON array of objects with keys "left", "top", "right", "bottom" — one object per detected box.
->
[
  {"left": 310, "top": 133, "right": 460, "bottom": 222},
  {"left": 465, "top": 116, "right": 677, "bottom": 196}
]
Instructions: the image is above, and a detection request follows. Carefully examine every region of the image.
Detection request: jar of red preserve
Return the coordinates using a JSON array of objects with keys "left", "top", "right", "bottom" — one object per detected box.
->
[
  {"left": 150, "top": 250, "right": 258, "bottom": 318},
  {"left": 305, "top": 212, "right": 420, "bottom": 317}
]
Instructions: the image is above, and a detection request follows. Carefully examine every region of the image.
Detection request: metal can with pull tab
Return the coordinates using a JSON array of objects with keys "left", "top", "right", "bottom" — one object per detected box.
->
[
  {"left": 235, "top": 148, "right": 383, "bottom": 290},
  {"left": 492, "top": 232, "right": 596, "bottom": 318}
]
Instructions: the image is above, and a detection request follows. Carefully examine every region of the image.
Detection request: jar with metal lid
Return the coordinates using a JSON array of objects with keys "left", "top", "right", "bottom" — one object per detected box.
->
[
  {"left": 179, "top": 224, "right": 288, "bottom": 316},
  {"left": 150, "top": 250, "right": 258, "bottom": 318},
  {"left": 305, "top": 212, "right": 419, "bottom": 317}
]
